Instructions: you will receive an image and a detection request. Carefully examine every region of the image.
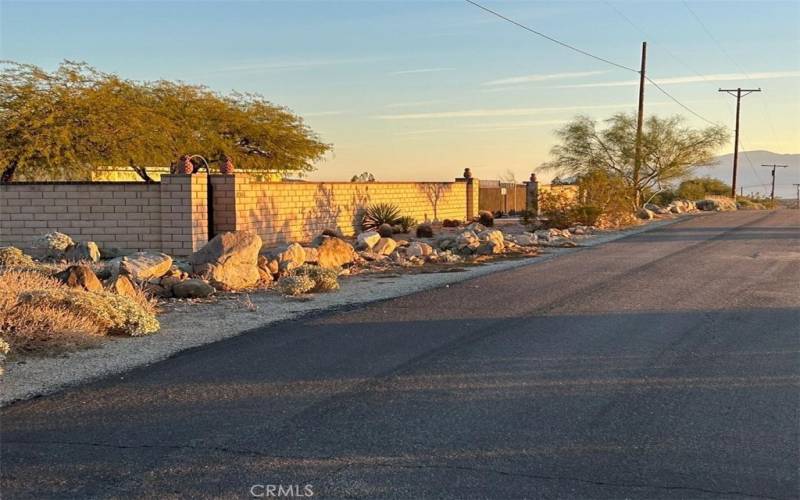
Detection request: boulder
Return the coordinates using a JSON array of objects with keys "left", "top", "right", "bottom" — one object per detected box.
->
[
  {"left": 316, "top": 237, "right": 357, "bottom": 269},
  {"left": 436, "top": 237, "right": 456, "bottom": 250},
  {"left": 356, "top": 230, "right": 381, "bottom": 250},
  {"left": 456, "top": 230, "right": 480, "bottom": 250},
  {"left": 189, "top": 231, "right": 261, "bottom": 290},
  {"left": 513, "top": 233, "right": 537, "bottom": 246},
  {"left": 465, "top": 222, "right": 486, "bottom": 233},
  {"left": 373, "top": 237, "right": 397, "bottom": 256},
  {"left": 172, "top": 279, "right": 216, "bottom": 299},
  {"left": 65, "top": 241, "right": 101, "bottom": 263},
  {"left": 279, "top": 243, "right": 306, "bottom": 272},
  {"left": 405, "top": 242, "right": 434, "bottom": 258},
  {"left": 120, "top": 252, "right": 173, "bottom": 282},
  {"left": 302, "top": 246, "right": 319, "bottom": 264},
  {"left": 107, "top": 274, "right": 138, "bottom": 299},
  {"left": 32, "top": 232, "right": 74, "bottom": 258},
  {"left": 416, "top": 223, "right": 434, "bottom": 238},
  {"left": 534, "top": 229, "right": 551, "bottom": 242},
  {"left": 477, "top": 241, "right": 504, "bottom": 255},
  {"left": 636, "top": 207, "right": 655, "bottom": 220},
  {"left": 55, "top": 264, "right": 102, "bottom": 292},
  {"left": 478, "top": 229, "right": 505, "bottom": 248}
]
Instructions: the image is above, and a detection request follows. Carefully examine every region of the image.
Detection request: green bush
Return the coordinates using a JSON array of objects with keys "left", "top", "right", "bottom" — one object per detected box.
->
[
  {"left": 677, "top": 177, "right": 730, "bottom": 200},
  {"left": 395, "top": 216, "right": 417, "bottom": 233},
  {"left": 361, "top": 203, "right": 401, "bottom": 231}
]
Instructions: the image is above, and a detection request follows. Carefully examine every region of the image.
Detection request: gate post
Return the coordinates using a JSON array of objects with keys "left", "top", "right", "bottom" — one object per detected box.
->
[{"left": 525, "top": 173, "right": 540, "bottom": 216}]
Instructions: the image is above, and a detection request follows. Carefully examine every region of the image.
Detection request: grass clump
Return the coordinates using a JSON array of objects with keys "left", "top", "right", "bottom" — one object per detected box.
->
[{"left": 0, "top": 269, "right": 159, "bottom": 355}]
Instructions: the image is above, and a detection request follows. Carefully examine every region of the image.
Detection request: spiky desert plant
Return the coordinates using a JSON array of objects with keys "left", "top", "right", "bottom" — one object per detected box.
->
[
  {"left": 361, "top": 203, "right": 401, "bottom": 231},
  {"left": 293, "top": 265, "right": 340, "bottom": 293},
  {"left": 396, "top": 216, "right": 417, "bottom": 234}
]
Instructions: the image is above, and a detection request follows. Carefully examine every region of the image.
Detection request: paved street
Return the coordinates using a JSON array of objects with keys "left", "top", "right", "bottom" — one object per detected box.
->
[{"left": 2, "top": 211, "right": 798, "bottom": 499}]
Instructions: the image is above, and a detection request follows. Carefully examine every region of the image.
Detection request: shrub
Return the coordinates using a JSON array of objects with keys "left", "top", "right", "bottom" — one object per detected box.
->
[
  {"left": 361, "top": 203, "right": 401, "bottom": 231},
  {"left": 677, "top": 177, "right": 731, "bottom": 200},
  {"left": 395, "top": 216, "right": 417, "bottom": 233},
  {"left": 478, "top": 210, "right": 494, "bottom": 227},
  {"left": 0, "top": 247, "right": 36, "bottom": 269},
  {"left": 293, "top": 265, "right": 340, "bottom": 292},
  {"left": 378, "top": 223, "right": 394, "bottom": 237},
  {"left": 0, "top": 269, "right": 159, "bottom": 354},
  {"left": 577, "top": 171, "right": 636, "bottom": 228},
  {"left": 275, "top": 274, "right": 316, "bottom": 296},
  {"left": 416, "top": 223, "right": 434, "bottom": 238}
]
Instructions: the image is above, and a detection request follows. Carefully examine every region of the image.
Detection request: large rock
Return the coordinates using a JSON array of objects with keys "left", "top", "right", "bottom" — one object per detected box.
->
[
  {"left": 372, "top": 237, "right": 397, "bottom": 256},
  {"left": 316, "top": 237, "right": 357, "bottom": 269},
  {"left": 55, "top": 264, "right": 102, "bottom": 292},
  {"left": 190, "top": 231, "right": 261, "bottom": 290},
  {"left": 478, "top": 229, "right": 505, "bottom": 248},
  {"left": 456, "top": 230, "right": 480, "bottom": 250},
  {"left": 65, "top": 241, "right": 101, "bottom": 263},
  {"left": 107, "top": 274, "right": 138, "bottom": 299},
  {"left": 356, "top": 230, "right": 381, "bottom": 250},
  {"left": 120, "top": 252, "right": 173, "bottom": 282},
  {"left": 302, "top": 247, "right": 319, "bottom": 264},
  {"left": 279, "top": 243, "right": 306, "bottom": 272},
  {"left": 476, "top": 241, "right": 504, "bottom": 255},
  {"left": 513, "top": 233, "right": 537, "bottom": 246},
  {"left": 636, "top": 207, "right": 655, "bottom": 220},
  {"left": 405, "top": 242, "right": 433, "bottom": 258},
  {"left": 172, "top": 279, "right": 216, "bottom": 299},
  {"left": 32, "top": 232, "right": 74, "bottom": 258}
]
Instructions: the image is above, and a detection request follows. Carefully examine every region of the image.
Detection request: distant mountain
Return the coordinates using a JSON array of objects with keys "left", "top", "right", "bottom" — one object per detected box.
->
[{"left": 694, "top": 150, "right": 800, "bottom": 198}]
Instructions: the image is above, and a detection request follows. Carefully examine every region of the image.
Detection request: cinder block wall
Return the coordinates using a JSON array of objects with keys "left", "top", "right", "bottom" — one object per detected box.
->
[
  {"left": 0, "top": 182, "right": 163, "bottom": 251},
  {"left": 213, "top": 175, "right": 469, "bottom": 246}
]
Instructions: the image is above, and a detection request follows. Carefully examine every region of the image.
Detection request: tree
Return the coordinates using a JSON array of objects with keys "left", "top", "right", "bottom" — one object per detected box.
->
[
  {"left": 0, "top": 61, "right": 330, "bottom": 183},
  {"left": 350, "top": 172, "right": 375, "bottom": 182},
  {"left": 676, "top": 176, "right": 731, "bottom": 200},
  {"left": 541, "top": 113, "right": 729, "bottom": 207}
]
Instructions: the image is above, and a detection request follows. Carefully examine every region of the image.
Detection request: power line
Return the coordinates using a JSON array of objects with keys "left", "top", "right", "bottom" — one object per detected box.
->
[
  {"left": 680, "top": 1, "right": 782, "bottom": 149},
  {"left": 464, "top": 0, "right": 639, "bottom": 73},
  {"left": 465, "top": 0, "right": 721, "bottom": 128}
]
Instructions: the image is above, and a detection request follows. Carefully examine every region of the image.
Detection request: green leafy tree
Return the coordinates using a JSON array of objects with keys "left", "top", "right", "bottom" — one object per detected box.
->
[
  {"left": 676, "top": 176, "right": 731, "bottom": 200},
  {"left": 541, "top": 113, "right": 729, "bottom": 207},
  {"left": 0, "top": 61, "right": 330, "bottom": 183}
]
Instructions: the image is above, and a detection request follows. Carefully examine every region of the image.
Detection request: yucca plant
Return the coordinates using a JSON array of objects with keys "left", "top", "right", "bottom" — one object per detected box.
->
[
  {"left": 361, "top": 203, "right": 401, "bottom": 231},
  {"left": 395, "top": 216, "right": 417, "bottom": 233}
]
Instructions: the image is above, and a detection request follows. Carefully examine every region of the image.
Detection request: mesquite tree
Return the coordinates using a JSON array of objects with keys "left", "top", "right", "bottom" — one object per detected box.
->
[
  {"left": 0, "top": 61, "right": 330, "bottom": 183},
  {"left": 541, "top": 113, "right": 729, "bottom": 207}
]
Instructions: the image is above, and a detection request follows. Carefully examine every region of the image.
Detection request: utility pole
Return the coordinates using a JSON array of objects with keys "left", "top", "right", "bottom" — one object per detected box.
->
[
  {"left": 762, "top": 164, "right": 788, "bottom": 201},
  {"left": 719, "top": 88, "right": 761, "bottom": 198},
  {"left": 633, "top": 41, "right": 647, "bottom": 206},
  {"left": 793, "top": 183, "right": 800, "bottom": 209}
]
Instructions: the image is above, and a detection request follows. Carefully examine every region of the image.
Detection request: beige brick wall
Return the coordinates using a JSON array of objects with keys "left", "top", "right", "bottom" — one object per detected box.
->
[
  {"left": 213, "top": 175, "right": 469, "bottom": 246},
  {"left": 1, "top": 174, "right": 472, "bottom": 254},
  {"left": 0, "top": 182, "right": 163, "bottom": 252}
]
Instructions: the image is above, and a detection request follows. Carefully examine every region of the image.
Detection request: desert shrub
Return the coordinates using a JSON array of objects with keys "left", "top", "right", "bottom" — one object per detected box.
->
[
  {"left": 0, "top": 247, "right": 36, "bottom": 269},
  {"left": 293, "top": 265, "right": 340, "bottom": 292},
  {"left": 571, "top": 205, "right": 602, "bottom": 226},
  {"left": 0, "top": 269, "right": 158, "bottom": 354},
  {"left": 577, "top": 171, "right": 636, "bottom": 228},
  {"left": 478, "top": 210, "right": 494, "bottom": 227},
  {"left": 275, "top": 274, "right": 316, "bottom": 296},
  {"left": 538, "top": 189, "right": 576, "bottom": 229},
  {"left": 378, "top": 223, "right": 394, "bottom": 237},
  {"left": 416, "top": 223, "right": 434, "bottom": 238},
  {"left": 677, "top": 177, "right": 730, "bottom": 200},
  {"left": 361, "top": 203, "right": 401, "bottom": 231},
  {"left": 395, "top": 216, "right": 417, "bottom": 233}
]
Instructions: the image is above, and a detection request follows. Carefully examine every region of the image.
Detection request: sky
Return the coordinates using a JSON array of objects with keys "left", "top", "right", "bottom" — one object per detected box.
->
[{"left": 1, "top": 0, "right": 799, "bottom": 186}]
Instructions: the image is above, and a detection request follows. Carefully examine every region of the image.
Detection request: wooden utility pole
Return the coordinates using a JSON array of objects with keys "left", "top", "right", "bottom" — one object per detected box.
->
[
  {"left": 719, "top": 88, "right": 761, "bottom": 198},
  {"left": 762, "top": 164, "right": 788, "bottom": 201},
  {"left": 633, "top": 41, "right": 647, "bottom": 206},
  {"left": 793, "top": 183, "right": 800, "bottom": 209}
]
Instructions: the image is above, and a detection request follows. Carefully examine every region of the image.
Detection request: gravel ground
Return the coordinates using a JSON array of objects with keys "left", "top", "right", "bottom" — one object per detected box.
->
[{"left": 0, "top": 217, "right": 690, "bottom": 406}]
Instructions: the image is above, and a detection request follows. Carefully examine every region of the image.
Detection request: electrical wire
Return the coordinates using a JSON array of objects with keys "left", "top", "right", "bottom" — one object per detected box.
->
[{"left": 464, "top": 0, "right": 639, "bottom": 73}]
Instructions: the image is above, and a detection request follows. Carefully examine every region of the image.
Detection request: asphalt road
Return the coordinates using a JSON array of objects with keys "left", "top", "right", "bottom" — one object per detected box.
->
[{"left": 2, "top": 211, "right": 799, "bottom": 499}]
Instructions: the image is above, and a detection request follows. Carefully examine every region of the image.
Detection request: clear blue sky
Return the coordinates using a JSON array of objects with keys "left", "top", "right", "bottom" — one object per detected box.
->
[{"left": 1, "top": 0, "right": 798, "bottom": 184}]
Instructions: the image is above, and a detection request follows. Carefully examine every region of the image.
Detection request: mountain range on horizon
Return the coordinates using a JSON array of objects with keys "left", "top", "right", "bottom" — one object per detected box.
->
[{"left": 696, "top": 150, "right": 800, "bottom": 199}]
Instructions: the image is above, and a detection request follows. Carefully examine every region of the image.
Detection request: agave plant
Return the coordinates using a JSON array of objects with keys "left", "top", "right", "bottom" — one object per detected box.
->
[
  {"left": 361, "top": 203, "right": 401, "bottom": 231},
  {"left": 395, "top": 215, "right": 417, "bottom": 233}
]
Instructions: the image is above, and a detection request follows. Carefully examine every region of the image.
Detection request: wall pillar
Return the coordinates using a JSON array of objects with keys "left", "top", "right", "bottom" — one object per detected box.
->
[
  {"left": 525, "top": 173, "right": 540, "bottom": 216},
  {"left": 457, "top": 168, "right": 479, "bottom": 220},
  {"left": 160, "top": 174, "right": 208, "bottom": 257}
]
